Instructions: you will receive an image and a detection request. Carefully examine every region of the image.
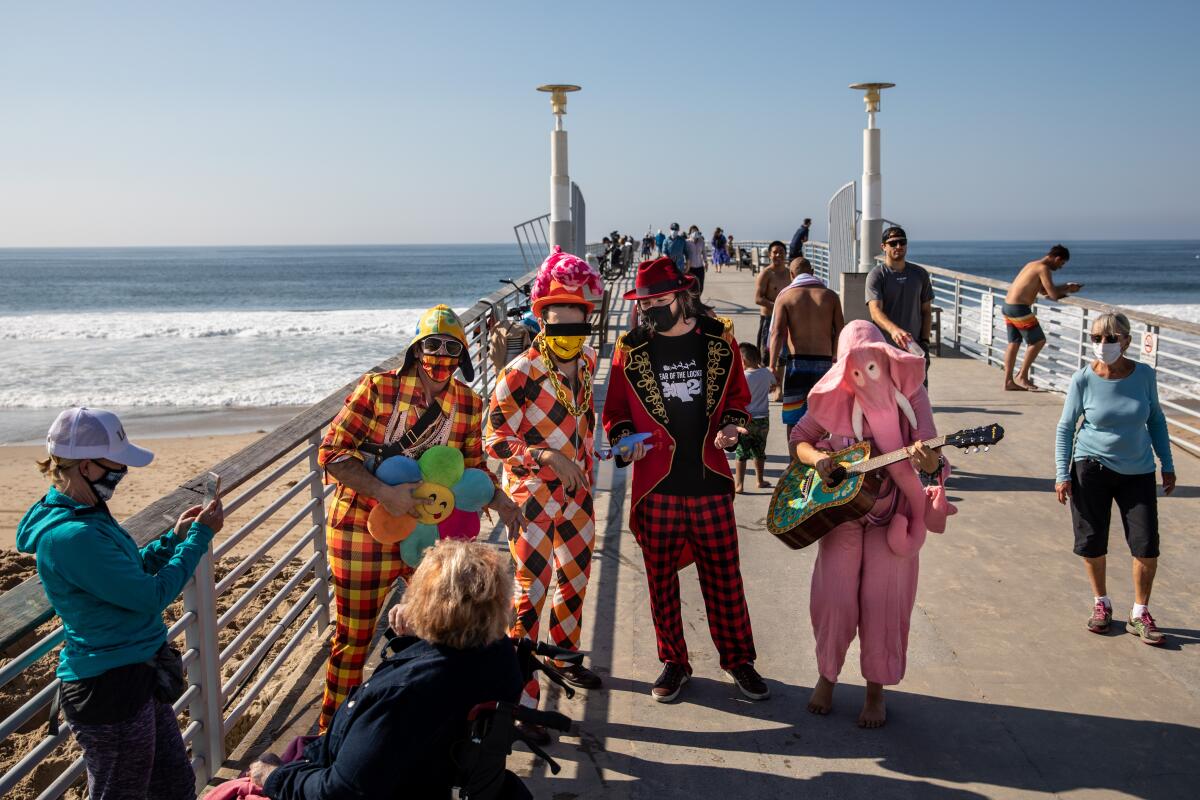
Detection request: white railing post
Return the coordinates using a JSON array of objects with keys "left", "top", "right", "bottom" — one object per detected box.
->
[
  {"left": 306, "top": 433, "right": 332, "bottom": 635},
  {"left": 1076, "top": 307, "right": 1089, "bottom": 370},
  {"left": 952, "top": 279, "right": 962, "bottom": 349},
  {"left": 183, "top": 550, "right": 224, "bottom": 791}
]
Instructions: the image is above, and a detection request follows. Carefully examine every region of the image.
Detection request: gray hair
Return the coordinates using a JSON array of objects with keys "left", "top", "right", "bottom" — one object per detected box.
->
[{"left": 1092, "top": 312, "right": 1132, "bottom": 338}]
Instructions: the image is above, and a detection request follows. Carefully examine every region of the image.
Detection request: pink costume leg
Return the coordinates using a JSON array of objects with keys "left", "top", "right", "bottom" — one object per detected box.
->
[
  {"left": 858, "top": 521, "right": 921, "bottom": 685},
  {"left": 809, "top": 522, "right": 864, "bottom": 682}
]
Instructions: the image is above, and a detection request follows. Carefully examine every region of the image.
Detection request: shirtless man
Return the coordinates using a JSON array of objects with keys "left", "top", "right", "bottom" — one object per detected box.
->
[
  {"left": 754, "top": 241, "right": 792, "bottom": 359},
  {"left": 770, "top": 257, "right": 844, "bottom": 439},
  {"left": 1002, "top": 244, "right": 1081, "bottom": 391}
]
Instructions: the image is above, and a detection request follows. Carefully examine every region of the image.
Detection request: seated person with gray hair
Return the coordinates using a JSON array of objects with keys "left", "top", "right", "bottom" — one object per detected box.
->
[{"left": 253, "top": 540, "right": 523, "bottom": 799}]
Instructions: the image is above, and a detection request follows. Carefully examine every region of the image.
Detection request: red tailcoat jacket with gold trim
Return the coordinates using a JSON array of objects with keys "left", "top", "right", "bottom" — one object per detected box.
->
[{"left": 602, "top": 315, "right": 752, "bottom": 556}]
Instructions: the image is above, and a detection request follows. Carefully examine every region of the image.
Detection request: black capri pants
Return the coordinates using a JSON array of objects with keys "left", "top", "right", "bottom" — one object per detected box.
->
[{"left": 1069, "top": 458, "right": 1159, "bottom": 558}]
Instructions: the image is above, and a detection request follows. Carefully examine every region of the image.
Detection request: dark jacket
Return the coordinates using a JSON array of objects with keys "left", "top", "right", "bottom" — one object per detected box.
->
[{"left": 264, "top": 636, "right": 522, "bottom": 800}]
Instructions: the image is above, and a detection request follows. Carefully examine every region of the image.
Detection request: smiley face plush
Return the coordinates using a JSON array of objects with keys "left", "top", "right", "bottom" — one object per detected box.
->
[{"left": 413, "top": 481, "right": 456, "bottom": 525}]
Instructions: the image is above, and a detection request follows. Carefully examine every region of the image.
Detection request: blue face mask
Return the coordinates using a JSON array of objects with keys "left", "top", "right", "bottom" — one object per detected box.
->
[{"left": 86, "top": 463, "right": 128, "bottom": 502}]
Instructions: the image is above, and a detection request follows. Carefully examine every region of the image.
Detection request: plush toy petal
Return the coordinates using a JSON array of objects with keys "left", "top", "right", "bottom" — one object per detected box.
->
[
  {"left": 438, "top": 508, "right": 482, "bottom": 541},
  {"left": 374, "top": 456, "right": 422, "bottom": 486},
  {"left": 367, "top": 504, "right": 418, "bottom": 545},
  {"left": 452, "top": 468, "right": 494, "bottom": 512},
  {"left": 418, "top": 446, "right": 465, "bottom": 487},
  {"left": 400, "top": 524, "right": 439, "bottom": 568}
]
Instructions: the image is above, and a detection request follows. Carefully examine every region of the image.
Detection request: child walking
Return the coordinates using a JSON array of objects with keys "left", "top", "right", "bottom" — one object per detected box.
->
[{"left": 735, "top": 343, "right": 775, "bottom": 493}]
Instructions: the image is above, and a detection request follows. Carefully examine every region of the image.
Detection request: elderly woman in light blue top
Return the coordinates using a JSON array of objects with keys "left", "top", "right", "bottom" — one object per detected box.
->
[{"left": 1054, "top": 312, "right": 1175, "bottom": 645}]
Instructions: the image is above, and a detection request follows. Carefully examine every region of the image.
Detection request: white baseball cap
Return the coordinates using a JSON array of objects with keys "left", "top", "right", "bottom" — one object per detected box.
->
[{"left": 46, "top": 407, "right": 155, "bottom": 467}]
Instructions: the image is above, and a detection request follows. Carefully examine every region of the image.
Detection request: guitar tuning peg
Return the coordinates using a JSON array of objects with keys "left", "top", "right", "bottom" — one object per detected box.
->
[
  {"left": 983, "top": 446, "right": 990, "bottom": 452},
  {"left": 973, "top": 446, "right": 980, "bottom": 453}
]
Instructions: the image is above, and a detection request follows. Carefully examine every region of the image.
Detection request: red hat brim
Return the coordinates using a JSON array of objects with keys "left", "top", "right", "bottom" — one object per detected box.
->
[{"left": 623, "top": 258, "right": 698, "bottom": 301}]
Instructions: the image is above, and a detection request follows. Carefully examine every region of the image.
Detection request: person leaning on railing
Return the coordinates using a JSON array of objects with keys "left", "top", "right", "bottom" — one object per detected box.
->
[
  {"left": 15, "top": 407, "right": 224, "bottom": 800},
  {"left": 1055, "top": 312, "right": 1176, "bottom": 645},
  {"left": 249, "top": 540, "right": 523, "bottom": 799}
]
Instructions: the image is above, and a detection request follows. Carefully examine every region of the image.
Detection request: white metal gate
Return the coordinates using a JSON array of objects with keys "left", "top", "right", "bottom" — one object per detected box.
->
[{"left": 827, "top": 181, "right": 857, "bottom": 287}]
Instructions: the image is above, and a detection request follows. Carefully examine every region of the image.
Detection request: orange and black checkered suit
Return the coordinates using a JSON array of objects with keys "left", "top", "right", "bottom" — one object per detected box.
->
[
  {"left": 486, "top": 342, "right": 597, "bottom": 706},
  {"left": 317, "top": 367, "right": 494, "bottom": 731}
]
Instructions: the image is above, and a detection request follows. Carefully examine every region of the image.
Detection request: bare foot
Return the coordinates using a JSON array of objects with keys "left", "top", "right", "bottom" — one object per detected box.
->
[
  {"left": 757, "top": 480, "right": 772, "bottom": 489},
  {"left": 1004, "top": 380, "right": 1028, "bottom": 392},
  {"left": 1016, "top": 378, "right": 1042, "bottom": 392},
  {"left": 857, "top": 683, "right": 886, "bottom": 728},
  {"left": 735, "top": 484, "right": 744, "bottom": 494},
  {"left": 807, "top": 676, "right": 835, "bottom": 715}
]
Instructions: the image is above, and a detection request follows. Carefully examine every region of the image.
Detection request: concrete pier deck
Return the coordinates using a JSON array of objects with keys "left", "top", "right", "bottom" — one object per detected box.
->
[
  {"left": 214, "top": 265, "right": 1199, "bottom": 799},
  {"left": 511, "top": 266, "right": 1200, "bottom": 800}
]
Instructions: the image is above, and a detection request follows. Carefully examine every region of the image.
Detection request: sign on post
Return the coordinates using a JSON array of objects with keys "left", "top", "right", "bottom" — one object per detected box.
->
[
  {"left": 979, "top": 292, "right": 994, "bottom": 346},
  {"left": 1142, "top": 329, "right": 1159, "bottom": 367}
]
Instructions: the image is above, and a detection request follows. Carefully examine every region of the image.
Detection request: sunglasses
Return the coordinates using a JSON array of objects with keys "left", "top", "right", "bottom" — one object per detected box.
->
[
  {"left": 1090, "top": 334, "right": 1120, "bottom": 344},
  {"left": 420, "top": 337, "right": 464, "bottom": 356},
  {"left": 885, "top": 239, "right": 908, "bottom": 247}
]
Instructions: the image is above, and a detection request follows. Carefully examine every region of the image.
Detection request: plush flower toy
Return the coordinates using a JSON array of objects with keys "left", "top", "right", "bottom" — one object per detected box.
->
[{"left": 366, "top": 445, "right": 495, "bottom": 567}]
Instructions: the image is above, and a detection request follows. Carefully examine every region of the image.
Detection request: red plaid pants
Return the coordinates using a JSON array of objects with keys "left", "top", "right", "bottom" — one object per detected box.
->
[
  {"left": 319, "top": 521, "right": 414, "bottom": 731},
  {"left": 631, "top": 492, "right": 756, "bottom": 671}
]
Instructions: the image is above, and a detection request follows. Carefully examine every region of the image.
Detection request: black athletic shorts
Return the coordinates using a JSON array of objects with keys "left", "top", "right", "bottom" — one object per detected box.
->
[{"left": 1069, "top": 458, "right": 1159, "bottom": 558}]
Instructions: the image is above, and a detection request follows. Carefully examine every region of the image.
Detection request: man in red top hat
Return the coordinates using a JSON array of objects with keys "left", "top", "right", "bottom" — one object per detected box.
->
[{"left": 602, "top": 256, "right": 770, "bottom": 703}]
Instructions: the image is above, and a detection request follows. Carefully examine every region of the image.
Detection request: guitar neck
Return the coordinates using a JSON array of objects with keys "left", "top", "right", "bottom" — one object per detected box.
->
[{"left": 848, "top": 435, "right": 948, "bottom": 475}]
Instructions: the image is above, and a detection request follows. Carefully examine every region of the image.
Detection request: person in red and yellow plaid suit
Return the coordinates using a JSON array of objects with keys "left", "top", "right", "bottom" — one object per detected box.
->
[
  {"left": 317, "top": 304, "right": 519, "bottom": 731},
  {"left": 486, "top": 248, "right": 605, "bottom": 741}
]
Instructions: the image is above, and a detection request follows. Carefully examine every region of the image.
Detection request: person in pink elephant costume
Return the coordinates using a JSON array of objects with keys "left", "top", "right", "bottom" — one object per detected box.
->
[{"left": 789, "top": 320, "right": 955, "bottom": 728}]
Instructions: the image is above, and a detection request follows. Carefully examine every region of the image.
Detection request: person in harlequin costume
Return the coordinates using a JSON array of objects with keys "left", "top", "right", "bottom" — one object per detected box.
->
[
  {"left": 485, "top": 247, "right": 604, "bottom": 742},
  {"left": 316, "top": 304, "right": 521, "bottom": 732},
  {"left": 602, "top": 256, "right": 772, "bottom": 704},
  {"left": 789, "top": 320, "right": 955, "bottom": 728}
]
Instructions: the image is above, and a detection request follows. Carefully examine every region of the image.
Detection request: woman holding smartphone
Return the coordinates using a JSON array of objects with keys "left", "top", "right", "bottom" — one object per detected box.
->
[{"left": 17, "top": 407, "right": 224, "bottom": 800}]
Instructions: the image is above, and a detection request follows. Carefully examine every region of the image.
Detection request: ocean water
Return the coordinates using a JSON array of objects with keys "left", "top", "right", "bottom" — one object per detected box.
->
[
  {"left": 0, "top": 241, "right": 1197, "bottom": 442},
  {"left": 0, "top": 245, "right": 528, "bottom": 442}
]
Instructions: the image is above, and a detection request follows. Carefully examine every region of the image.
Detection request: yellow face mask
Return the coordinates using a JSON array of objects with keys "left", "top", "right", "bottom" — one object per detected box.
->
[{"left": 542, "top": 323, "right": 591, "bottom": 361}]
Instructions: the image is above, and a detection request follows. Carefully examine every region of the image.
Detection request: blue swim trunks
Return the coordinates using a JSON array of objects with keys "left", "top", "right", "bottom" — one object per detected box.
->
[{"left": 781, "top": 355, "right": 833, "bottom": 426}]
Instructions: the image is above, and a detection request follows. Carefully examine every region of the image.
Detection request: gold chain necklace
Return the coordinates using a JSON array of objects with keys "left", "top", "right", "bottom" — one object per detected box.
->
[{"left": 536, "top": 336, "right": 592, "bottom": 417}]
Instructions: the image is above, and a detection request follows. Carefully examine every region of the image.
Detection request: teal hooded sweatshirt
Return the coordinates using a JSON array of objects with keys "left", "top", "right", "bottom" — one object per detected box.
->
[{"left": 16, "top": 487, "right": 214, "bottom": 681}]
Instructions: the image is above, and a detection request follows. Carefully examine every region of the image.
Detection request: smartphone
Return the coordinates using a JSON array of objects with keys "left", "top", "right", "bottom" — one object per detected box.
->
[{"left": 204, "top": 472, "right": 222, "bottom": 505}]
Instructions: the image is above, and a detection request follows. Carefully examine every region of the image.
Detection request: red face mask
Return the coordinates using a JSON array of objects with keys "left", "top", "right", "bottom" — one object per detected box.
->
[{"left": 420, "top": 353, "right": 457, "bottom": 383}]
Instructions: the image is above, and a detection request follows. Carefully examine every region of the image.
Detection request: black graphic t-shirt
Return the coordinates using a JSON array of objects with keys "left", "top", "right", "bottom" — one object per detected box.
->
[{"left": 648, "top": 327, "right": 731, "bottom": 496}]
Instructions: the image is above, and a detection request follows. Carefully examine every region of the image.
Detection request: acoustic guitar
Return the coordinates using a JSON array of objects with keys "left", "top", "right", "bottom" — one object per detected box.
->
[{"left": 766, "top": 424, "right": 1005, "bottom": 549}]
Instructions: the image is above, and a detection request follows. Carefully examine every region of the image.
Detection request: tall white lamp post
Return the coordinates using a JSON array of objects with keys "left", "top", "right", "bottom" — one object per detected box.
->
[
  {"left": 849, "top": 82, "right": 894, "bottom": 272},
  {"left": 537, "top": 84, "right": 581, "bottom": 255}
]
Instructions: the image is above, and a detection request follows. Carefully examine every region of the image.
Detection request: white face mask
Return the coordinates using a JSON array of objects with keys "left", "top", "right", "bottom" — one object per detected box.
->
[{"left": 1093, "top": 340, "right": 1123, "bottom": 364}]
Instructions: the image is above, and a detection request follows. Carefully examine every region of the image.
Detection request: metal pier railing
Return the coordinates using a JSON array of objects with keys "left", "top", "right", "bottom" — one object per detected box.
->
[{"left": 0, "top": 270, "right": 538, "bottom": 798}]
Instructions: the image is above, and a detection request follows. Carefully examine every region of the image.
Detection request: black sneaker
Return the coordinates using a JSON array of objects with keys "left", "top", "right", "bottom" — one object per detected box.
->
[
  {"left": 651, "top": 662, "right": 690, "bottom": 703},
  {"left": 558, "top": 663, "right": 604, "bottom": 689},
  {"left": 727, "top": 663, "right": 770, "bottom": 700}
]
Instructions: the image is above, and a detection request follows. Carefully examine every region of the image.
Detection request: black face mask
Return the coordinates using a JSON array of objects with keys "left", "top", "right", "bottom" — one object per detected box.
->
[
  {"left": 86, "top": 463, "right": 128, "bottom": 502},
  {"left": 644, "top": 300, "right": 680, "bottom": 332}
]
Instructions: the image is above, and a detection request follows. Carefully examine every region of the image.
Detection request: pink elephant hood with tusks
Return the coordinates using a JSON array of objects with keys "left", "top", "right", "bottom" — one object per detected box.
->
[{"left": 805, "top": 320, "right": 927, "bottom": 439}]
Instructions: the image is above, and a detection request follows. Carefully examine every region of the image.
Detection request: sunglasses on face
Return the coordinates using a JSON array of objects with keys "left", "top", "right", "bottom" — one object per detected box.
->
[
  {"left": 1090, "top": 334, "right": 1120, "bottom": 344},
  {"left": 420, "top": 337, "right": 464, "bottom": 356},
  {"left": 885, "top": 239, "right": 907, "bottom": 247}
]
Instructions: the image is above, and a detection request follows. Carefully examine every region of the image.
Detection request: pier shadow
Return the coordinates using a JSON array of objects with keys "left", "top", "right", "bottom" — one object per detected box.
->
[
  {"left": 933, "top": 405, "right": 1021, "bottom": 416},
  {"left": 948, "top": 470, "right": 1057, "bottom": 494},
  {"left": 563, "top": 681, "right": 1200, "bottom": 799}
]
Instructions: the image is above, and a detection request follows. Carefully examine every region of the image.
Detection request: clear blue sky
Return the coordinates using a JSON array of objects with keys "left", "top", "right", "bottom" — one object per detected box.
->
[{"left": 1, "top": 1, "right": 1196, "bottom": 246}]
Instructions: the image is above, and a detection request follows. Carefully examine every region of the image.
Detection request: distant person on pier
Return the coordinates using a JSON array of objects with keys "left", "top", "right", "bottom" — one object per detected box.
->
[
  {"left": 754, "top": 240, "right": 792, "bottom": 357},
  {"left": 17, "top": 407, "right": 225, "bottom": 800},
  {"left": 686, "top": 224, "right": 708, "bottom": 292},
  {"left": 769, "top": 257, "right": 843, "bottom": 440},
  {"left": 734, "top": 343, "right": 775, "bottom": 493},
  {"left": 1055, "top": 312, "right": 1175, "bottom": 645},
  {"left": 316, "top": 304, "right": 520, "bottom": 732},
  {"left": 663, "top": 222, "right": 688, "bottom": 275},
  {"left": 1002, "top": 244, "right": 1082, "bottom": 391},
  {"left": 866, "top": 226, "right": 934, "bottom": 380},
  {"left": 711, "top": 227, "right": 729, "bottom": 273},
  {"left": 603, "top": 256, "right": 770, "bottom": 704},
  {"left": 486, "top": 247, "right": 605, "bottom": 745},
  {"left": 655, "top": 228, "right": 666, "bottom": 257},
  {"left": 642, "top": 230, "right": 654, "bottom": 260},
  {"left": 788, "top": 217, "right": 812, "bottom": 260}
]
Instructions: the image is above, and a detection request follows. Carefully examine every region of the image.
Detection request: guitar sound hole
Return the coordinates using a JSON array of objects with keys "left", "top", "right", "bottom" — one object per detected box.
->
[{"left": 825, "top": 466, "right": 847, "bottom": 487}]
